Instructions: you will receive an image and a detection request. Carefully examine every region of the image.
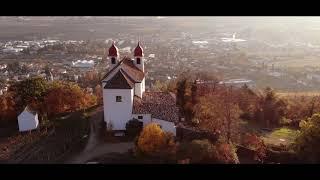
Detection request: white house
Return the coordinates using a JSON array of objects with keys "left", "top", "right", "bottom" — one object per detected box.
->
[
  {"left": 102, "top": 42, "right": 179, "bottom": 135},
  {"left": 18, "top": 106, "right": 39, "bottom": 132},
  {"left": 72, "top": 60, "right": 95, "bottom": 68}
]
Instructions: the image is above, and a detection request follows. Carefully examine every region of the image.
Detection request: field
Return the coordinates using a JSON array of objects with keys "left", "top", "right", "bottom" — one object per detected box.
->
[
  {"left": 273, "top": 57, "right": 320, "bottom": 68},
  {"left": 277, "top": 91, "right": 320, "bottom": 97}
]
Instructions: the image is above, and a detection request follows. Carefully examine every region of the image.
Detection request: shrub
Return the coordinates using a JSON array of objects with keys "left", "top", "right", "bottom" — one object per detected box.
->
[
  {"left": 136, "top": 123, "right": 176, "bottom": 157},
  {"left": 177, "top": 139, "right": 239, "bottom": 164},
  {"left": 178, "top": 139, "right": 213, "bottom": 163},
  {"left": 126, "top": 118, "right": 143, "bottom": 137},
  {"left": 212, "top": 142, "right": 239, "bottom": 164},
  {"left": 242, "top": 133, "right": 267, "bottom": 163}
]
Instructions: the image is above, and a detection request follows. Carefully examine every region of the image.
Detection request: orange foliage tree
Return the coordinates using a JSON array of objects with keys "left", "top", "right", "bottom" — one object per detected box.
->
[
  {"left": 137, "top": 123, "right": 176, "bottom": 156},
  {"left": 0, "top": 92, "right": 17, "bottom": 125},
  {"left": 242, "top": 133, "right": 267, "bottom": 163},
  {"left": 212, "top": 142, "right": 240, "bottom": 164},
  {"left": 44, "top": 81, "right": 96, "bottom": 117}
]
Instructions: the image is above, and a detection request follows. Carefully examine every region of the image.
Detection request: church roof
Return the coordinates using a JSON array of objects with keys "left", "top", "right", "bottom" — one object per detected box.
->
[
  {"left": 104, "top": 69, "right": 134, "bottom": 89},
  {"left": 102, "top": 57, "right": 144, "bottom": 83},
  {"left": 133, "top": 92, "right": 179, "bottom": 123},
  {"left": 19, "top": 105, "right": 37, "bottom": 116}
]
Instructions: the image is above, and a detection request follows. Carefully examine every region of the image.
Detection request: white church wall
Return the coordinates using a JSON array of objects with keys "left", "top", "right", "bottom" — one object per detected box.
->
[
  {"left": 134, "top": 83, "right": 143, "bottom": 98},
  {"left": 142, "top": 78, "right": 145, "bottom": 94},
  {"left": 152, "top": 118, "right": 176, "bottom": 136},
  {"left": 103, "top": 88, "right": 133, "bottom": 130},
  {"left": 18, "top": 111, "right": 39, "bottom": 132}
]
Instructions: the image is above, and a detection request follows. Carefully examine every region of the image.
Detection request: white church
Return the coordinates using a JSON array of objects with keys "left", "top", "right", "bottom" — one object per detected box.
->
[{"left": 101, "top": 42, "right": 179, "bottom": 135}]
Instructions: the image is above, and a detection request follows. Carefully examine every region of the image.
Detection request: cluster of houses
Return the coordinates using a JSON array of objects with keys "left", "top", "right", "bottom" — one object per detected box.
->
[{"left": 0, "top": 39, "right": 85, "bottom": 55}]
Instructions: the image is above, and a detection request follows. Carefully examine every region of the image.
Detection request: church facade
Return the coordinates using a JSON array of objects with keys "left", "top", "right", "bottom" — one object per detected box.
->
[{"left": 101, "top": 42, "right": 179, "bottom": 135}]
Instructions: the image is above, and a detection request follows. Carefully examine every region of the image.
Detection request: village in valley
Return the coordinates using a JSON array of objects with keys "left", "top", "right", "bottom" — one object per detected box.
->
[{"left": 1, "top": 17, "right": 320, "bottom": 164}]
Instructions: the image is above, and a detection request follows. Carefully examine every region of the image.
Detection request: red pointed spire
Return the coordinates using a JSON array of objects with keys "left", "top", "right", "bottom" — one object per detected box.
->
[
  {"left": 134, "top": 41, "right": 144, "bottom": 57},
  {"left": 108, "top": 41, "right": 119, "bottom": 57}
]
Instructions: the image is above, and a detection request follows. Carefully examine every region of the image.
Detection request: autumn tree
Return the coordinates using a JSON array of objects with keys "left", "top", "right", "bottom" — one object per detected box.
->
[
  {"left": 136, "top": 123, "right": 176, "bottom": 157},
  {"left": 212, "top": 142, "right": 240, "bottom": 164},
  {"left": 294, "top": 113, "right": 320, "bottom": 163},
  {"left": 0, "top": 92, "right": 17, "bottom": 125},
  {"left": 44, "top": 81, "right": 96, "bottom": 117},
  {"left": 284, "top": 95, "right": 320, "bottom": 127},
  {"left": 194, "top": 86, "right": 242, "bottom": 143},
  {"left": 242, "top": 133, "right": 267, "bottom": 163}
]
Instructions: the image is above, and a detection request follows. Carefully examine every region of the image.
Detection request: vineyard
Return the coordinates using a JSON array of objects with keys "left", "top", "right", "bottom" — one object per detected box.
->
[{"left": 0, "top": 110, "right": 90, "bottom": 163}]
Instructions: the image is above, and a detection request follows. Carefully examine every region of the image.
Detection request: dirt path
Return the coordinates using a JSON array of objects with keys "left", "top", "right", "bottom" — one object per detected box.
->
[{"left": 66, "top": 106, "right": 134, "bottom": 164}]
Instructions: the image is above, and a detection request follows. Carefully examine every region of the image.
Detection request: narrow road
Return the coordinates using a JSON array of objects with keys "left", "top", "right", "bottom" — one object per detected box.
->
[{"left": 66, "top": 106, "right": 134, "bottom": 164}]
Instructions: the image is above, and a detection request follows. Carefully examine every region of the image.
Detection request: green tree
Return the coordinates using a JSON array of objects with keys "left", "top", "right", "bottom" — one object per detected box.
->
[
  {"left": 294, "top": 113, "right": 320, "bottom": 163},
  {"left": 254, "top": 87, "right": 287, "bottom": 127},
  {"left": 176, "top": 78, "right": 187, "bottom": 107},
  {"left": 10, "top": 77, "right": 48, "bottom": 108}
]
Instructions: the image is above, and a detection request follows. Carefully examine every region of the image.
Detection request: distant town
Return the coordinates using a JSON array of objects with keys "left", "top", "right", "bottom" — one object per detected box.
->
[{"left": 2, "top": 31, "right": 320, "bottom": 96}]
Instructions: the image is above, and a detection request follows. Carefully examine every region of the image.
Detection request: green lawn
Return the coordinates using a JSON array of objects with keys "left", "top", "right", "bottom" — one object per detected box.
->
[
  {"left": 261, "top": 127, "right": 299, "bottom": 146},
  {"left": 240, "top": 120, "right": 299, "bottom": 147}
]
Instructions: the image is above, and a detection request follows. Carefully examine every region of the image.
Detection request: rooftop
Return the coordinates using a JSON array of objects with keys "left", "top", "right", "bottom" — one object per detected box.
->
[
  {"left": 102, "top": 57, "right": 144, "bottom": 83},
  {"left": 133, "top": 92, "right": 179, "bottom": 123},
  {"left": 104, "top": 69, "right": 134, "bottom": 89}
]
